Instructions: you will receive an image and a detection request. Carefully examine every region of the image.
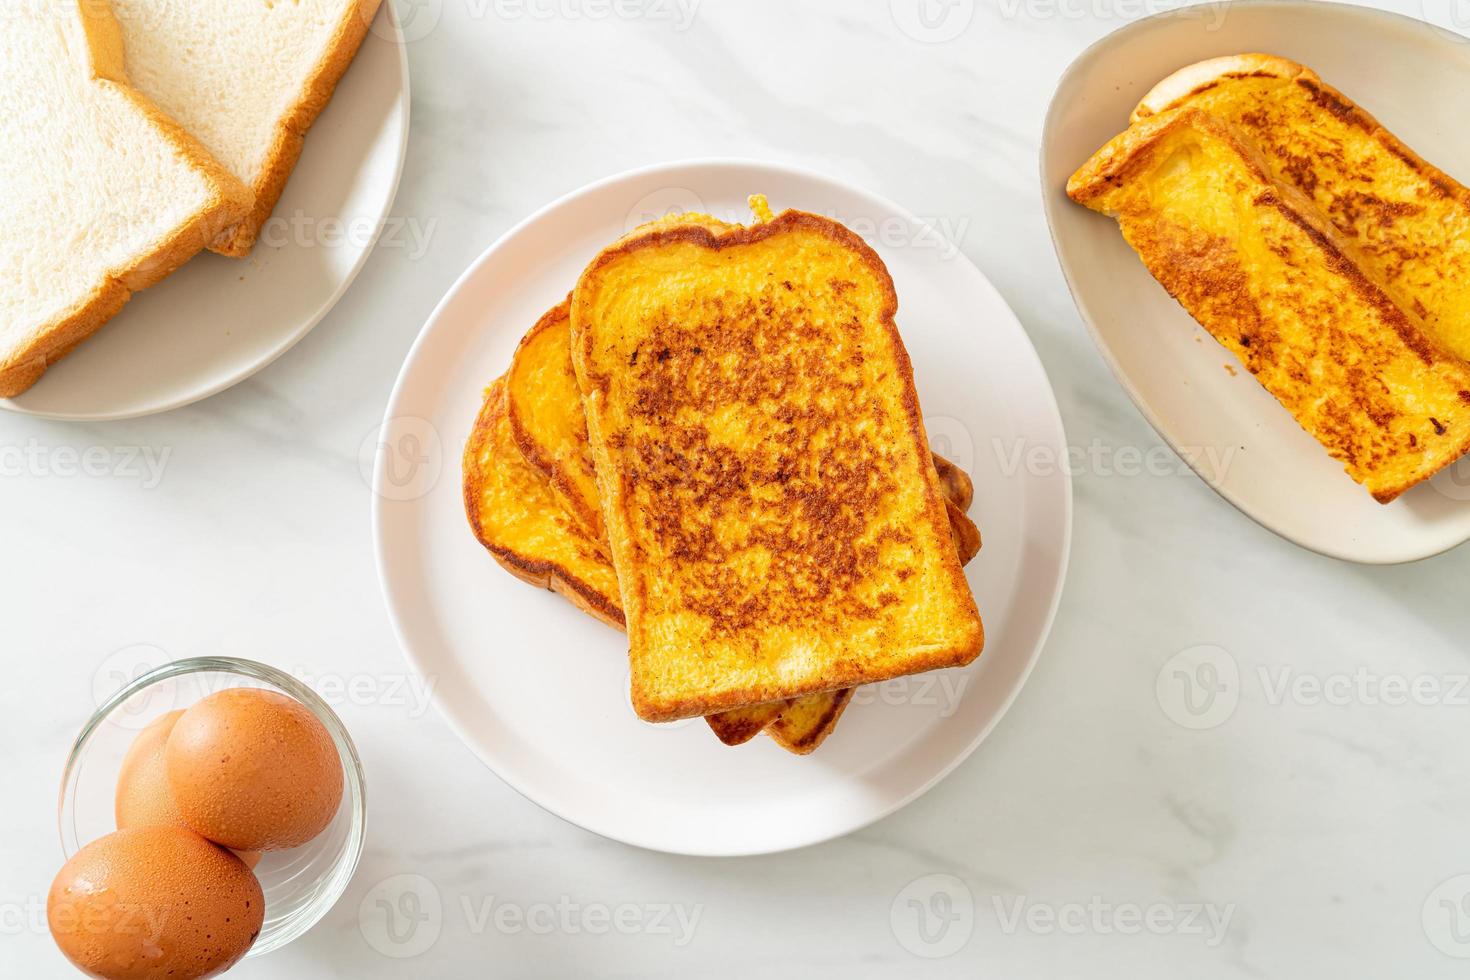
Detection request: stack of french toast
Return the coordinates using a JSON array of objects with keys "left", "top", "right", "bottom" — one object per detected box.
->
[
  {"left": 463, "top": 198, "right": 985, "bottom": 754},
  {"left": 1069, "top": 54, "right": 1470, "bottom": 503}
]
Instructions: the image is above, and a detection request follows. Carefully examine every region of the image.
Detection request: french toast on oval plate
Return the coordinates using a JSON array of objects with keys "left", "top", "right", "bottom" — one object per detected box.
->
[{"left": 1070, "top": 58, "right": 1470, "bottom": 503}]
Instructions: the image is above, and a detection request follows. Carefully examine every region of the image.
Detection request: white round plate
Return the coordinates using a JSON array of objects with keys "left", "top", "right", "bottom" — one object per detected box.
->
[
  {"left": 1042, "top": 0, "right": 1470, "bottom": 564},
  {"left": 1, "top": 5, "right": 410, "bottom": 421},
  {"left": 373, "top": 160, "right": 1071, "bottom": 856}
]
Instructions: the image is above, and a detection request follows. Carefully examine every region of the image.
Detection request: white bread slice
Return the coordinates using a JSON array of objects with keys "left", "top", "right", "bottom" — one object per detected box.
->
[
  {"left": 111, "top": 0, "right": 385, "bottom": 257},
  {"left": 0, "top": 0, "right": 252, "bottom": 398}
]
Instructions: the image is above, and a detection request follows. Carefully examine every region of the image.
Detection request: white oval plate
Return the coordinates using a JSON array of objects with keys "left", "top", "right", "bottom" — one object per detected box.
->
[
  {"left": 1, "top": 5, "right": 410, "bottom": 421},
  {"left": 1042, "top": 0, "right": 1470, "bottom": 564},
  {"left": 372, "top": 160, "right": 1072, "bottom": 856}
]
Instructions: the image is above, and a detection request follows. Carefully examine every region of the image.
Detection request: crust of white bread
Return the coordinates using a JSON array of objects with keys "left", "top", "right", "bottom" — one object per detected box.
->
[
  {"left": 114, "top": 0, "right": 385, "bottom": 257},
  {"left": 1132, "top": 53, "right": 1310, "bottom": 124},
  {"left": 208, "top": 0, "right": 383, "bottom": 256},
  {"left": 214, "top": 0, "right": 383, "bottom": 256},
  {"left": 0, "top": 1, "right": 252, "bottom": 398}
]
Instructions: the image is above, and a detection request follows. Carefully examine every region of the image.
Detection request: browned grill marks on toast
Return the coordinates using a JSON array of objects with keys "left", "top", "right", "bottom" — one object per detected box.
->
[
  {"left": 1070, "top": 93, "right": 1470, "bottom": 501},
  {"left": 1125, "top": 60, "right": 1470, "bottom": 498},
  {"left": 624, "top": 287, "right": 913, "bottom": 636}
]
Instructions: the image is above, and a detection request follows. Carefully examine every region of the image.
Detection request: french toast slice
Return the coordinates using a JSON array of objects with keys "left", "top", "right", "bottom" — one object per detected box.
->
[
  {"left": 1069, "top": 108, "right": 1470, "bottom": 502},
  {"left": 465, "top": 378, "right": 981, "bottom": 749},
  {"left": 463, "top": 380, "right": 624, "bottom": 629},
  {"left": 506, "top": 301, "right": 609, "bottom": 549},
  {"left": 768, "top": 688, "right": 854, "bottom": 756},
  {"left": 705, "top": 700, "right": 788, "bottom": 746},
  {"left": 933, "top": 454, "right": 975, "bottom": 513},
  {"left": 1132, "top": 55, "right": 1470, "bottom": 365},
  {"left": 570, "top": 208, "right": 985, "bottom": 722}
]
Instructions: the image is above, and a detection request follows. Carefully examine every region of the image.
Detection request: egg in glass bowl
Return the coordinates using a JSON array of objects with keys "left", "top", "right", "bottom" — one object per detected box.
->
[{"left": 57, "top": 657, "right": 366, "bottom": 963}]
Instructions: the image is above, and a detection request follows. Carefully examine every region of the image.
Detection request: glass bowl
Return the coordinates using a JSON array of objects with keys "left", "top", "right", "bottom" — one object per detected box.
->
[{"left": 59, "top": 657, "right": 367, "bottom": 957}]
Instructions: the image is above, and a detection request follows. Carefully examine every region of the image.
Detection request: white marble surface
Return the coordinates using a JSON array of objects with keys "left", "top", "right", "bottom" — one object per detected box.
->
[{"left": 6, "top": 0, "right": 1470, "bottom": 976}]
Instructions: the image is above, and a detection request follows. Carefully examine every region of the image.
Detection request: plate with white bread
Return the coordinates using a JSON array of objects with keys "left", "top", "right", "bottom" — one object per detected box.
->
[
  {"left": 1043, "top": 0, "right": 1470, "bottom": 563},
  {"left": 372, "top": 160, "right": 1071, "bottom": 855},
  {"left": 1, "top": 0, "right": 408, "bottom": 420}
]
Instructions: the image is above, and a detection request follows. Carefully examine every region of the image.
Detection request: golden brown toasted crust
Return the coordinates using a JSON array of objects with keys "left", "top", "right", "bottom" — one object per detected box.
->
[
  {"left": 933, "top": 454, "right": 974, "bottom": 512},
  {"left": 505, "top": 297, "right": 608, "bottom": 548},
  {"left": 946, "top": 499, "right": 981, "bottom": 564},
  {"left": 462, "top": 381, "right": 625, "bottom": 629},
  {"left": 0, "top": 2, "right": 253, "bottom": 397},
  {"left": 705, "top": 701, "right": 789, "bottom": 746},
  {"left": 573, "top": 209, "right": 984, "bottom": 721},
  {"left": 211, "top": 0, "right": 384, "bottom": 256},
  {"left": 1069, "top": 107, "right": 1470, "bottom": 502},
  {"left": 767, "top": 689, "right": 854, "bottom": 755}
]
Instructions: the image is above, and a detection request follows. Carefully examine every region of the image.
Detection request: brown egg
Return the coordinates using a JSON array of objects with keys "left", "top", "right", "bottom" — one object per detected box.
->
[
  {"left": 48, "top": 826, "right": 263, "bottom": 980},
  {"left": 115, "top": 711, "right": 260, "bottom": 869},
  {"left": 166, "top": 688, "right": 343, "bottom": 852},
  {"left": 115, "top": 711, "right": 186, "bottom": 830}
]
